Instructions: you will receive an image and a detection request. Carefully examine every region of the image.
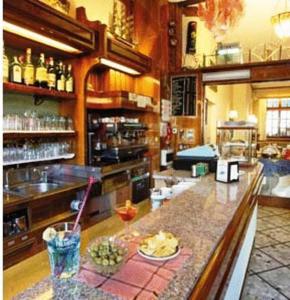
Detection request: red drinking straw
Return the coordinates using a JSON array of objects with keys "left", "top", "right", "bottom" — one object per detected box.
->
[
  {"left": 55, "top": 176, "right": 97, "bottom": 277},
  {"left": 73, "top": 176, "right": 96, "bottom": 232}
]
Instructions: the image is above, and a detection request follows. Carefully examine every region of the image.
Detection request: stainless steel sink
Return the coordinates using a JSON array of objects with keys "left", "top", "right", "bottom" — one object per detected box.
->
[{"left": 8, "top": 180, "right": 69, "bottom": 195}]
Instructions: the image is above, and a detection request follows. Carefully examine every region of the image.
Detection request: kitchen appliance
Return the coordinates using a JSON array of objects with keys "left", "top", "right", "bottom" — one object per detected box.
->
[
  {"left": 215, "top": 160, "right": 239, "bottom": 183},
  {"left": 87, "top": 112, "right": 149, "bottom": 167},
  {"left": 131, "top": 163, "right": 150, "bottom": 204},
  {"left": 174, "top": 144, "right": 219, "bottom": 172},
  {"left": 161, "top": 149, "right": 174, "bottom": 167}
]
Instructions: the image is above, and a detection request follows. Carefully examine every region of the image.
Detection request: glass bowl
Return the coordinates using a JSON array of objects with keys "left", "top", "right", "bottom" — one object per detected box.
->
[{"left": 86, "top": 236, "right": 128, "bottom": 276}]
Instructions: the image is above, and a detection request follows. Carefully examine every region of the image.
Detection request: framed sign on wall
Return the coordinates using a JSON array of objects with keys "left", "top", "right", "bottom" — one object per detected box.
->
[{"left": 171, "top": 75, "right": 197, "bottom": 116}]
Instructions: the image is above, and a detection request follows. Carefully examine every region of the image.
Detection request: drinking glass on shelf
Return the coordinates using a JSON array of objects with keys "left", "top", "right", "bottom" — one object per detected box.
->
[
  {"left": 59, "top": 116, "right": 66, "bottom": 131},
  {"left": 115, "top": 200, "right": 138, "bottom": 241},
  {"left": 3, "top": 114, "right": 9, "bottom": 131},
  {"left": 66, "top": 117, "right": 74, "bottom": 131}
]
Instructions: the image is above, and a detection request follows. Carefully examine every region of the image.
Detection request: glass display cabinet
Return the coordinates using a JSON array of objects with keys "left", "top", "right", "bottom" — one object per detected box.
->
[{"left": 217, "top": 121, "right": 258, "bottom": 165}]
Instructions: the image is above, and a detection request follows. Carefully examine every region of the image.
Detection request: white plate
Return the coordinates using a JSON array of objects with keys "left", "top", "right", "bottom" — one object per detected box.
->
[{"left": 137, "top": 246, "right": 181, "bottom": 261}]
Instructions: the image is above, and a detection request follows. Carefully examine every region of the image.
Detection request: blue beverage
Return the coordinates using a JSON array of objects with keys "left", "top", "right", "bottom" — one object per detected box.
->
[{"left": 46, "top": 222, "right": 80, "bottom": 279}]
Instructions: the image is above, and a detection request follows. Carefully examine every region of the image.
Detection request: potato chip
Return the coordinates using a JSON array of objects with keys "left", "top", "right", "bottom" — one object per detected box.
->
[{"left": 139, "top": 231, "right": 179, "bottom": 257}]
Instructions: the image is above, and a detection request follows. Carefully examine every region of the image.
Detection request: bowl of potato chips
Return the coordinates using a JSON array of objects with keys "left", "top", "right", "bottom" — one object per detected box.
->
[{"left": 137, "top": 231, "right": 180, "bottom": 261}]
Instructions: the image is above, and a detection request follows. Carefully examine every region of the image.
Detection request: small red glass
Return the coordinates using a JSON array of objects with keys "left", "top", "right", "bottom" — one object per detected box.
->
[{"left": 115, "top": 200, "right": 138, "bottom": 241}]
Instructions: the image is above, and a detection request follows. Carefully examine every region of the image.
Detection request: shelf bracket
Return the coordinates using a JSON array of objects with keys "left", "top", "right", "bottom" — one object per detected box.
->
[{"left": 33, "top": 95, "right": 45, "bottom": 106}]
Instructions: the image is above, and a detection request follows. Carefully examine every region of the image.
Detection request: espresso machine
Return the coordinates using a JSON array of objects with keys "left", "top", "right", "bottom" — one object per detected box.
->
[{"left": 87, "top": 113, "right": 149, "bottom": 166}]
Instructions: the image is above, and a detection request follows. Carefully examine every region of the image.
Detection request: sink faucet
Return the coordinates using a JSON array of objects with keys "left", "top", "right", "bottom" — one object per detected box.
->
[
  {"left": 5, "top": 168, "right": 14, "bottom": 190},
  {"left": 31, "top": 168, "right": 42, "bottom": 182},
  {"left": 41, "top": 167, "right": 49, "bottom": 183}
]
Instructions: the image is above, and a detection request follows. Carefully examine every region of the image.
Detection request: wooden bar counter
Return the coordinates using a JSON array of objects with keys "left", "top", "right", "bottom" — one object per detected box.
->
[{"left": 6, "top": 164, "right": 263, "bottom": 300}]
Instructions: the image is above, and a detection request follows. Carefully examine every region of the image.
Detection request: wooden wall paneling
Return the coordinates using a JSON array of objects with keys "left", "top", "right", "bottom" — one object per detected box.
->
[
  {"left": 168, "top": 3, "right": 183, "bottom": 73},
  {"left": 60, "top": 54, "right": 104, "bottom": 165},
  {"left": 251, "top": 62, "right": 290, "bottom": 82}
]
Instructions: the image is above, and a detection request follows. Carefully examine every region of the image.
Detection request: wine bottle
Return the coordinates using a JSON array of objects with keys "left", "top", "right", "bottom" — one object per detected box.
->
[
  {"left": 65, "top": 64, "right": 73, "bottom": 93},
  {"left": 47, "top": 57, "right": 56, "bottom": 90},
  {"left": 23, "top": 48, "right": 35, "bottom": 86},
  {"left": 35, "top": 53, "right": 48, "bottom": 88},
  {"left": 10, "top": 56, "right": 22, "bottom": 84},
  {"left": 56, "top": 61, "right": 65, "bottom": 91},
  {"left": 186, "top": 21, "right": 197, "bottom": 54},
  {"left": 3, "top": 46, "right": 9, "bottom": 83}
]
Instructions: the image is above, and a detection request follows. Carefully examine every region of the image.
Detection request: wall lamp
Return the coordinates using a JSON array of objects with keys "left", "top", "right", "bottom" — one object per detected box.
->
[
  {"left": 3, "top": 21, "right": 81, "bottom": 54},
  {"left": 99, "top": 58, "right": 141, "bottom": 76}
]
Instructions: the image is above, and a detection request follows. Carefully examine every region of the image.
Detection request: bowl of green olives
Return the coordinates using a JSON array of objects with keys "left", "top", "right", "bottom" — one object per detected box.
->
[{"left": 87, "top": 236, "right": 128, "bottom": 275}]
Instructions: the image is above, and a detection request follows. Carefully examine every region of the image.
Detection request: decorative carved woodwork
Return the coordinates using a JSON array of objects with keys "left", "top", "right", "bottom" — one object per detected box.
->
[
  {"left": 76, "top": 7, "right": 152, "bottom": 75},
  {"left": 86, "top": 90, "right": 154, "bottom": 112},
  {"left": 3, "top": 0, "right": 95, "bottom": 56}
]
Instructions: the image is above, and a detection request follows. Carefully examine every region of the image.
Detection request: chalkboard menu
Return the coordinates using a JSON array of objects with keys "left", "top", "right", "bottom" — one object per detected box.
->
[{"left": 171, "top": 76, "right": 197, "bottom": 116}]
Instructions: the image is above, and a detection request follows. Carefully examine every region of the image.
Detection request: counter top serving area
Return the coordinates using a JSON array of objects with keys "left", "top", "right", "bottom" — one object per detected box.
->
[{"left": 9, "top": 164, "right": 263, "bottom": 300}]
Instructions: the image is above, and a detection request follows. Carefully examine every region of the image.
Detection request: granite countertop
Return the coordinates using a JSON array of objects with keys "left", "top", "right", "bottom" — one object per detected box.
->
[
  {"left": 14, "top": 164, "right": 263, "bottom": 300},
  {"left": 153, "top": 169, "right": 194, "bottom": 180}
]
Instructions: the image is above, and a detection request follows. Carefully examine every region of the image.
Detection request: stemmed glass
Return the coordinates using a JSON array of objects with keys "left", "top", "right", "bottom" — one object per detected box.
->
[{"left": 115, "top": 200, "right": 138, "bottom": 241}]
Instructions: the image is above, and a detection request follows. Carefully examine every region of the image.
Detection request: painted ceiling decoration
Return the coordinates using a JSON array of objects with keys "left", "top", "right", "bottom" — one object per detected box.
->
[{"left": 198, "top": 0, "right": 245, "bottom": 41}]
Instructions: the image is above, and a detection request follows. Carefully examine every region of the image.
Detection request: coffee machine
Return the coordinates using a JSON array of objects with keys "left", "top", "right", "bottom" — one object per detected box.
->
[{"left": 87, "top": 113, "right": 149, "bottom": 166}]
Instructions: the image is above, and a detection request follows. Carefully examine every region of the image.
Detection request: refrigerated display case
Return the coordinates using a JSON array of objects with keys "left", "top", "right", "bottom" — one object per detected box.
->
[{"left": 217, "top": 121, "right": 258, "bottom": 165}]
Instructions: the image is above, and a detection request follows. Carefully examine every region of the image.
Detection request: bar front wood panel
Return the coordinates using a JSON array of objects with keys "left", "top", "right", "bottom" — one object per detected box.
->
[{"left": 258, "top": 195, "right": 290, "bottom": 209}]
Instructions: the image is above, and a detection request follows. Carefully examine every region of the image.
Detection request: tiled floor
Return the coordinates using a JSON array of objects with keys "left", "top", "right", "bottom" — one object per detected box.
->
[{"left": 242, "top": 205, "right": 290, "bottom": 300}]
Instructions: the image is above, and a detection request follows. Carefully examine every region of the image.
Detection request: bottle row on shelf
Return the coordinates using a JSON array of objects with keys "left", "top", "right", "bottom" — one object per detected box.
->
[{"left": 3, "top": 47, "right": 74, "bottom": 93}]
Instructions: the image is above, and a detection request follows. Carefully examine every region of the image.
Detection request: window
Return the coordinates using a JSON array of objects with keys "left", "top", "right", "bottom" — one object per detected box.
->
[{"left": 266, "top": 98, "right": 290, "bottom": 137}]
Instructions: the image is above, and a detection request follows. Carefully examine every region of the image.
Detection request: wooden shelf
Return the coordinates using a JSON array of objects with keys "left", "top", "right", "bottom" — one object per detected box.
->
[
  {"left": 217, "top": 126, "right": 257, "bottom": 130},
  {"left": 86, "top": 90, "right": 155, "bottom": 112},
  {"left": 31, "top": 210, "right": 78, "bottom": 232},
  {"left": 4, "top": 0, "right": 95, "bottom": 57},
  {"left": 4, "top": 131, "right": 76, "bottom": 140},
  {"left": 3, "top": 82, "right": 76, "bottom": 101},
  {"left": 3, "top": 153, "right": 75, "bottom": 166}
]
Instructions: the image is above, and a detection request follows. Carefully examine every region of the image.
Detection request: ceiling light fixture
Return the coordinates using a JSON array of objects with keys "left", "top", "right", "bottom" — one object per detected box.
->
[
  {"left": 99, "top": 58, "right": 141, "bottom": 76},
  {"left": 3, "top": 21, "right": 81, "bottom": 54},
  {"left": 271, "top": 6, "right": 290, "bottom": 38},
  {"left": 202, "top": 69, "right": 250, "bottom": 82}
]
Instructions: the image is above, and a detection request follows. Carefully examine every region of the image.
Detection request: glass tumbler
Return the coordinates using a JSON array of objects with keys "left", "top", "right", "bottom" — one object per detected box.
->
[{"left": 46, "top": 222, "right": 81, "bottom": 279}]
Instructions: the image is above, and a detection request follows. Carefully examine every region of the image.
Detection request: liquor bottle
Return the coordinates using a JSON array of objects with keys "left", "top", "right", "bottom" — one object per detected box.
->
[
  {"left": 47, "top": 57, "right": 56, "bottom": 90},
  {"left": 186, "top": 21, "right": 197, "bottom": 54},
  {"left": 56, "top": 61, "right": 65, "bottom": 91},
  {"left": 23, "top": 48, "right": 35, "bottom": 86},
  {"left": 3, "top": 46, "right": 9, "bottom": 83},
  {"left": 65, "top": 64, "right": 74, "bottom": 93},
  {"left": 10, "top": 56, "right": 22, "bottom": 84},
  {"left": 35, "top": 53, "right": 48, "bottom": 88}
]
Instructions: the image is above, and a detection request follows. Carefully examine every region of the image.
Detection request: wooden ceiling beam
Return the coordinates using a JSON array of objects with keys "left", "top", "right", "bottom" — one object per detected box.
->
[
  {"left": 182, "top": 6, "right": 198, "bottom": 16},
  {"left": 178, "top": 0, "right": 205, "bottom": 7}
]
